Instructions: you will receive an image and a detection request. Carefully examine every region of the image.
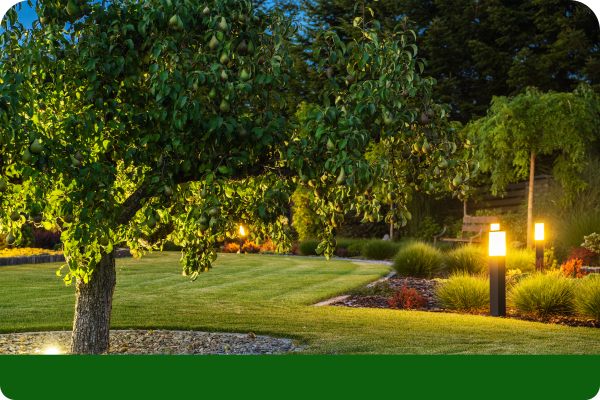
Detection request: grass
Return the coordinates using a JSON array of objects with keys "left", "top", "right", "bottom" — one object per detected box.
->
[
  {"left": 506, "top": 248, "right": 536, "bottom": 273},
  {"left": 393, "top": 242, "right": 443, "bottom": 278},
  {"left": 509, "top": 274, "right": 575, "bottom": 317},
  {"left": 361, "top": 239, "right": 403, "bottom": 260},
  {"left": 434, "top": 272, "right": 489, "bottom": 312},
  {"left": 443, "top": 245, "right": 487, "bottom": 274},
  {"left": 3, "top": 253, "right": 600, "bottom": 354}
]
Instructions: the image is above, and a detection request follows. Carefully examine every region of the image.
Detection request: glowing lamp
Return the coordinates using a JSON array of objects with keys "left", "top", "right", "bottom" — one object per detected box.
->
[
  {"left": 535, "top": 223, "right": 544, "bottom": 241},
  {"left": 488, "top": 231, "right": 506, "bottom": 257},
  {"left": 239, "top": 225, "right": 245, "bottom": 236},
  {"left": 490, "top": 223, "right": 500, "bottom": 231},
  {"left": 45, "top": 347, "right": 60, "bottom": 355}
]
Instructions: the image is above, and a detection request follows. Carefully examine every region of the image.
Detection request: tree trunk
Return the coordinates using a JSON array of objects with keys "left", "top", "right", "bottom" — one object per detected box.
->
[
  {"left": 390, "top": 202, "right": 394, "bottom": 239},
  {"left": 70, "top": 249, "right": 116, "bottom": 354},
  {"left": 527, "top": 151, "right": 535, "bottom": 249}
]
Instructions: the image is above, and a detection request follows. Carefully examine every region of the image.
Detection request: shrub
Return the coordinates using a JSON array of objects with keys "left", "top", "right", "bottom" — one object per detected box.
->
[
  {"left": 336, "top": 247, "right": 349, "bottom": 257},
  {"left": 393, "top": 242, "right": 443, "bottom": 278},
  {"left": 241, "top": 241, "right": 261, "bottom": 253},
  {"left": 415, "top": 216, "right": 441, "bottom": 242},
  {"left": 291, "top": 186, "right": 319, "bottom": 241},
  {"left": 434, "top": 272, "right": 489, "bottom": 311},
  {"left": 222, "top": 243, "right": 240, "bottom": 253},
  {"left": 509, "top": 274, "right": 575, "bottom": 317},
  {"left": 348, "top": 280, "right": 394, "bottom": 297},
  {"left": 362, "top": 239, "right": 402, "bottom": 260},
  {"left": 347, "top": 240, "right": 365, "bottom": 257},
  {"left": 260, "top": 238, "right": 276, "bottom": 252},
  {"left": 298, "top": 239, "right": 319, "bottom": 256},
  {"left": 582, "top": 232, "right": 600, "bottom": 253},
  {"left": 558, "top": 210, "right": 600, "bottom": 256},
  {"left": 388, "top": 283, "right": 429, "bottom": 309},
  {"left": 575, "top": 278, "right": 600, "bottom": 320},
  {"left": 560, "top": 258, "right": 585, "bottom": 279},
  {"left": 567, "top": 247, "right": 598, "bottom": 266},
  {"left": 19, "top": 224, "right": 35, "bottom": 248},
  {"left": 443, "top": 245, "right": 487, "bottom": 274},
  {"left": 506, "top": 248, "right": 535, "bottom": 273},
  {"left": 33, "top": 229, "right": 62, "bottom": 249}
]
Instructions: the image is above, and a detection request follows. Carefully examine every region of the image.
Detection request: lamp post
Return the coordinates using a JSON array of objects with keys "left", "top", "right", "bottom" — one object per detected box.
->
[
  {"left": 535, "top": 223, "right": 544, "bottom": 270},
  {"left": 489, "top": 230, "right": 506, "bottom": 317}
]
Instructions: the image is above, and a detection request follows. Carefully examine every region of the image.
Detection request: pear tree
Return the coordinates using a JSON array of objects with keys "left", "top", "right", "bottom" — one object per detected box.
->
[{"left": 0, "top": 0, "right": 473, "bottom": 354}]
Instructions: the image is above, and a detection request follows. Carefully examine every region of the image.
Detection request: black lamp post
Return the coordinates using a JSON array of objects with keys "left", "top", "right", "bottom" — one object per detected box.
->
[
  {"left": 535, "top": 223, "right": 544, "bottom": 270},
  {"left": 238, "top": 225, "right": 246, "bottom": 253},
  {"left": 489, "top": 230, "right": 506, "bottom": 317}
]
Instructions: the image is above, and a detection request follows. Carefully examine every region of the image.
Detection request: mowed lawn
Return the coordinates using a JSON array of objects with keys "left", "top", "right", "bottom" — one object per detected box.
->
[{"left": 1, "top": 252, "right": 600, "bottom": 354}]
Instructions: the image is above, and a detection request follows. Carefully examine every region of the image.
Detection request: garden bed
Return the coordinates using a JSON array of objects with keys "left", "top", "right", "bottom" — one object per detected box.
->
[{"left": 330, "top": 274, "right": 600, "bottom": 329}]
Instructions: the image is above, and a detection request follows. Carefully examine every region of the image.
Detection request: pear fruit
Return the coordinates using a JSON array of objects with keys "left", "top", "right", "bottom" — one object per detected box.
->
[
  {"left": 32, "top": 215, "right": 43, "bottom": 223},
  {"left": 209, "top": 208, "right": 219, "bottom": 218},
  {"left": 325, "top": 67, "right": 334, "bottom": 78},
  {"left": 427, "top": 109, "right": 434, "bottom": 119},
  {"left": 66, "top": 0, "right": 79, "bottom": 16},
  {"left": 218, "top": 17, "right": 228, "bottom": 32},
  {"left": 70, "top": 154, "right": 83, "bottom": 168},
  {"left": 452, "top": 176, "right": 463, "bottom": 187},
  {"left": 247, "top": 41, "right": 255, "bottom": 54},
  {"left": 10, "top": 211, "right": 20, "bottom": 221},
  {"left": 240, "top": 68, "right": 250, "bottom": 81},
  {"left": 164, "top": 186, "right": 173, "bottom": 196},
  {"left": 401, "top": 147, "right": 411, "bottom": 159},
  {"left": 258, "top": 56, "right": 265, "bottom": 64},
  {"left": 220, "top": 70, "right": 228, "bottom": 82},
  {"left": 200, "top": 188, "right": 208, "bottom": 199},
  {"left": 169, "top": 14, "right": 183, "bottom": 31},
  {"left": 422, "top": 142, "right": 431, "bottom": 154},
  {"left": 62, "top": 214, "right": 73, "bottom": 223},
  {"left": 208, "top": 87, "right": 217, "bottom": 100},
  {"left": 336, "top": 168, "right": 347, "bottom": 186},
  {"left": 147, "top": 215, "right": 157, "bottom": 229},
  {"left": 219, "top": 51, "right": 230, "bottom": 64},
  {"left": 438, "top": 158, "right": 449, "bottom": 169},
  {"left": 22, "top": 148, "right": 33, "bottom": 163},
  {"left": 40, "top": 16, "right": 50, "bottom": 24},
  {"left": 209, "top": 36, "right": 219, "bottom": 50},
  {"left": 402, "top": 89, "right": 410, "bottom": 98},
  {"left": 326, "top": 138, "right": 335, "bottom": 151},
  {"left": 418, "top": 113, "right": 429, "bottom": 126},
  {"left": 0, "top": 178, "right": 7, "bottom": 192},
  {"left": 74, "top": 151, "right": 83, "bottom": 161},
  {"left": 203, "top": 6, "right": 210, "bottom": 15},
  {"left": 30, "top": 139, "right": 43, "bottom": 154},
  {"left": 5, "top": 231, "right": 15, "bottom": 245},
  {"left": 220, "top": 99, "right": 230, "bottom": 113},
  {"left": 383, "top": 113, "right": 393, "bottom": 126},
  {"left": 237, "top": 40, "right": 248, "bottom": 54},
  {"left": 238, "top": 127, "right": 248, "bottom": 139},
  {"left": 346, "top": 74, "right": 355, "bottom": 84}
]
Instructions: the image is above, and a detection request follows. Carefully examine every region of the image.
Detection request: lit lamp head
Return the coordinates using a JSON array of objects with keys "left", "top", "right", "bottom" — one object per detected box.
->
[
  {"left": 535, "top": 223, "right": 544, "bottom": 241},
  {"left": 490, "top": 223, "right": 500, "bottom": 231},
  {"left": 489, "top": 231, "right": 506, "bottom": 257},
  {"left": 239, "top": 225, "right": 245, "bottom": 236}
]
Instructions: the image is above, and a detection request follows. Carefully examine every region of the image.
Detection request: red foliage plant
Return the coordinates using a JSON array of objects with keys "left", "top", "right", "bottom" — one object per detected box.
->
[
  {"left": 241, "top": 241, "right": 261, "bottom": 253},
  {"left": 560, "top": 258, "right": 585, "bottom": 279},
  {"left": 33, "top": 229, "right": 62, "bottom": 249},
  {"left": 290, "top": 242, "right": 300, "bottom": 255},
  {"left": 222, "top": 243, "right": 240, "bottom": 253},
  {"left": 567, "top": 247, "right": 598, "bottom": 266},
  {"left": 388, "top": 284, "right": 429, "bottom": 310},
  {"left": 336, "top": 247, "right": 349, "bottom": 257}
]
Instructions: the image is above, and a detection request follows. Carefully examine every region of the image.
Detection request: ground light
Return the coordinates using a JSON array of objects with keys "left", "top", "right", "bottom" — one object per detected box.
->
[
  {"left": 44, "top": 347, "right": 60, "bottom": 355},
  {"left": 489, "top": 230, "right": 506, "bottom": 317},
  {"left": 535, "top": 223, "right": 544, "bottom": 270}
]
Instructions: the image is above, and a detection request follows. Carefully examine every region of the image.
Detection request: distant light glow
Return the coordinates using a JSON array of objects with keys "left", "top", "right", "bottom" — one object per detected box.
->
[
  {"left": 239, "top": 226, "right": 245, "bottom": 236},
  {"left": 45, "top": 347, "right": 60, "bottom": 355},
  {"left": 535, "top": 223, "right": 544, "bottom": 241},
  {"left": 490, "top": 223, "right": 500, "bottom": 231},
  {"left": 489, "top": 231, "right": 506, "bottom": 257}
]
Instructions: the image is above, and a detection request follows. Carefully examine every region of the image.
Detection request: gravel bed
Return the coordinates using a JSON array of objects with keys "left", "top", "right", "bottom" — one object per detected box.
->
[{"left": 0, "top": 330, "right": 305, "bottom": 355}]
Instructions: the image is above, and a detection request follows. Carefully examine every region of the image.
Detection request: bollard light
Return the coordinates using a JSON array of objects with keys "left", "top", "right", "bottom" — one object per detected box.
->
[
  {"left": 238, "top": 225, "right": 246, "bottom": 254},
  {"left": 490, "top": 223, "right": 500, "bottom": 232},
  {"left": 489, "top": 231, "right": 506, "bottom": 317},
  {"left": 535, "top": 223, "right": 544, "bottom": 270}
]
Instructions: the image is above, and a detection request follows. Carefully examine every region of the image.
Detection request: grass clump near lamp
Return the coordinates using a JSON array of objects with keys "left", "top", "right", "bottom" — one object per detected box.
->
[
  {"left": 443, "top": 245, "right": 487, "bottom": 274},
  {"left": 509, "top": 274, "right": 575, "bottom": 317},
  {"left": 392, "top": 242, "right": 443, "bottom": 278},
  {"left": 362, "top": 239, "right": 403, "bottom": 260},
  {"left": 575, "top": 278, "right": 600, "bottom": 320},
  {"left": 298, "top": 239, "right": 320, "bottom": 256},
  {"left": 434, "top": 272, "right": 489, "bottom": 311},
  {"left": 506, "top": 248, "right": 536, "bottom": 273}
]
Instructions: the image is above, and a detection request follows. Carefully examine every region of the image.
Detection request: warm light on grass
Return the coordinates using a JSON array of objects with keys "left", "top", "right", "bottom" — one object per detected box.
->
[
  {"left": 535, "top": 223, "right": 544, "bottom": 241},
  {"left": 44, "top": 347, "right": 60, "bottom": 355},
  {"left": 489, "top": 231, "right": 506, "bottom": 257},
  {"left": 490, "top": 223, "right": 500, "bottom": 231}
]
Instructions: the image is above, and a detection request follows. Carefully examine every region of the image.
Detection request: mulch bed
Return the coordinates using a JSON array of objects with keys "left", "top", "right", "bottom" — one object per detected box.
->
[{"left": 331, "top": 274, "right": 600, "bottom": 329}]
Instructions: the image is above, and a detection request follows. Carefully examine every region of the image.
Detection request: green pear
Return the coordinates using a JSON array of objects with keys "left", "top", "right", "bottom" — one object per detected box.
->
[
  {"left": 336, "top": 168, "right": 347, "bottom": 186},
  {"left": 418, "top": 113, "right": 429, "bottom": 126},
  {"left": 240, "top": 68, "right": 250, "bottom": 81},
  {"left": 208, "top": 87, "right": 217, "bottom": 99},
  {"left": 30, "top": 139, "right": 43, "bottom": 154},
  {"left": 325, "top": 67, "right": 334, "bottom": 78},
  {"left": 164, "top": 186, "right": 173, "bottom": 196},
  {"left": 438, "top": 158, "right": 448, "bottom": 169},
  {"left": 401, "top": 147, "right": 411, "bottom": 159},
  {"left": 74, "top": 151, "right": 83, "bottom": 161},
  {"left": 209, "top": 36, "right": 219, "bottom": 50},
  {"left": 346, "top": 74, "right": 355, "bottom": 84},
  {"left": 237, "top": 40, "right": 248, "bottom": 54},
  {"left": 0, "top": 177, "right": 7, "bottom": 192},
  {"left": 383, "top": 113, "right": 393, "bottom": 126},
  {"left": 70, "top": 154, "right": 83, "bottom": 168},
  {"left": 453, "top": 176, "right": 463, "bottom": 187},
  {"left": 147, "top": 215, "right": 156, "bottom": 229},
  {"left": 200, "top": 188, "right": 208, "bottom": 199},
  {"left": 218, "top": 17, "right": 228, "bottom": 32},
  {"left": 238, "top": 127, "right": 248, "bottom": 139},
  {"left": 22, "top": 148, "right": 33, "bottom": 163},
  {"left": 203, "top": 6, "right": 210, "bottom": 15},
  {"left": 10, "top": 211, "right": 20, "bottom": 221},
  {"left": 427, "top": 109, "right": 434, "bottom": 119},
  {"left": 422, "top": 141, "right": 431, "bottom": 154},
  {"left": 169, "top": 14, "right": 182, "bottom": 30},
  {"left": 326, "top": 138, "right": 335, "bottom": 151},
  {"left": 220, "top": 99, "right": 230, "bottom": 112},
  {"left": 40, "top": 16, "right": 50, "bottom": 24},
  {"left": 62, "top": 214, "right": 73, "bottom": 223},
  {"left": 220, "top": 51, "right": 230, "bottom": 64},
  {"left": 5, "top": 231, "right": 15, "bottom": 245},
  {"left": 247, "top": 41, "right": 255, "bottom": 54},
  {"left": 402, "top": 89, "right": 410, "bottom": 98},
  {"left": 209, "top": 208, "right": 219, "bottom": 217},
  {"left": 66, "top": 0, "right": 79, "bottom": 16},
  {"left": 220, "top": 70, "right": 228, "bottom": 82}
]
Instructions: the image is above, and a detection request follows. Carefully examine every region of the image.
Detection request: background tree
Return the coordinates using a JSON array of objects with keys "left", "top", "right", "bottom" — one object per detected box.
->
[
  {"left": 280, "top": 0, "right": 600, "bottom": 123},
  {"left": 465, "top": 84, "right": 600, "bottom": 248},
  {"left": 0, "top": 0, "right": 474, "bottom": 354}
]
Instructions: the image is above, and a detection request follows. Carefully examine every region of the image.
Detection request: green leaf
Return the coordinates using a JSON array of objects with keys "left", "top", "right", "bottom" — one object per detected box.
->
[{"left": 218, "top": 166, "right": 228, "bottom": 174}]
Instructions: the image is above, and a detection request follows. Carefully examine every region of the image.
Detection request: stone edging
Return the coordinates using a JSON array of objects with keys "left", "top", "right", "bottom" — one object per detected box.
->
[{"left": 0, "top": 248, "right": 132, "bottom": 267}]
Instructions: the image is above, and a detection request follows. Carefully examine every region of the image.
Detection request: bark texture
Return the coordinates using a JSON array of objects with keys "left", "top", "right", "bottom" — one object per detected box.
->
[
  {"left": 71, "top": 249, "right": 116, "bottom": 354},
  {"left": 527, "top": 150, "right": 535, "bottom": 248}
]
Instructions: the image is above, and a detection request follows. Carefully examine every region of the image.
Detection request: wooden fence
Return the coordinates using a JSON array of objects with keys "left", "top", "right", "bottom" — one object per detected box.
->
[
  {"left": 466, "top": 175, "right": 552, "bottom": 215},
  {"left": 0, "top": 248, "right": 132, "bottom": 267}
]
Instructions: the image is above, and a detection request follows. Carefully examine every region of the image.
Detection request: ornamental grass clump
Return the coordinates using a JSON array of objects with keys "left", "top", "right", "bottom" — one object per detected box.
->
[
  {"left": 575, "top": 278, "right": 600, "bottom": 320},
  {"left": 506, "top": 248, "right": 535, "bottom": 273},
  {"left": 298, "top": 239, "right": 319, "bottom": 256},
  {"left": 393, "top": 242, "right": 443, "bottom": 278},
  {"left": 362, "top": 239, "right": 402, "bottom": 260},
  {"left": 443, "top": 245, "right": 487, "bottom": 274},
  {"left": 509, "top": 274, "right": 575, "bottom": 317},
  {"left": 434, "top": 272, "right": 489, "bottom": 311}
]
